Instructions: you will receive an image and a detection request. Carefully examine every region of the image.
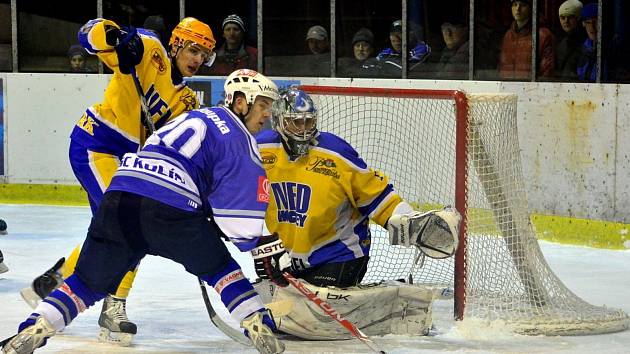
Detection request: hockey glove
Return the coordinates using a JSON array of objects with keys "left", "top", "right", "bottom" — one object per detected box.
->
[
  {"left": 251, "top": 234, "right": 291, "bottom": 287},
  {"left": 388, "top": 207, "right": 461, "bottom": 259},
  {"left": 33, "top": 257, "right": 65, "bottom": 299},
  {"left": 106, "top": 26, "right": 144, "bottom": 74}
]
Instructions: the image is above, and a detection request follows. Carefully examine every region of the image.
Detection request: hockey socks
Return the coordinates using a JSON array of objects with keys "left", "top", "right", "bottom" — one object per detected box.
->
[{"left": 201, "top": 258, "right": 268, "bottom": 325}]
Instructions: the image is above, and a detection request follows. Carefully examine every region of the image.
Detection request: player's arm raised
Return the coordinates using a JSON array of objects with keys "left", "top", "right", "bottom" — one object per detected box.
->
[{"left": 78, "top": 18, "right": 144, "bottom": 74}]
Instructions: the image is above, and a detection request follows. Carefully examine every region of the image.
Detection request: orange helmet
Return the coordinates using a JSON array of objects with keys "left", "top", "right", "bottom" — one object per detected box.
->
[{"left": 168, "top": 17, "right": 216, "bottom": 53}]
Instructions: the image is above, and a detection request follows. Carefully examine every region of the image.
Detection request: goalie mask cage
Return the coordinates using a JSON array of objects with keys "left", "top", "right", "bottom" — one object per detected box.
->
[{"left": 299, "top": 85, "right": 629, "bottom": 336}]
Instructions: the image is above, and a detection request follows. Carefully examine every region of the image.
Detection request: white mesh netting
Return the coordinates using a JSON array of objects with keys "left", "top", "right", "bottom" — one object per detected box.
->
[{"left": 304, "top": 86, "right": 629, "bottom": 336}]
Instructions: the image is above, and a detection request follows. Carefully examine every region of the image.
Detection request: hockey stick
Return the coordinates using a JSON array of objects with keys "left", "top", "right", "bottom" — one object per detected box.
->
[
  {"left": 129, "top": 67, "right": 156, "bottom": 135},
  {"left": 282, "top": 272, "right": 387, "bottom": 354},
  {"left": 197, "top": 278, "right": 252, "bottom": 346}
]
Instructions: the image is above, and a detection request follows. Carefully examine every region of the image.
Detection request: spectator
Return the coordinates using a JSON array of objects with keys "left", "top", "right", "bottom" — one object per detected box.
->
[
  {"left": 352, "top": 28, "right": 374, "bottom": 61},
  {"left": 555, "top": 0, "right": 585, "bottom": 80},
  {"left": 576, "top": 2, "right": 604, "bottom": 81},
  {"left": 67, "top": 44, "right": 89, "bottom": 72},
  {"left": 299, "top": 25, "right": 330, "bottom": 76},
  {"left": 306, "top": 25, "right": 330, "bottom": 54},
  {"left": 201, "top": 14, "right": 257, "bottom": 75},
  {"left": 375, "top": 19, "right": 431, "bottom": 77},
  {"left": 474, "top": 13, "right": 506, "bottom": 79},
  {"left": 499, "top": 0, "right": 555, "bottom": 80},
  {"left": 143, "top": 15, "right": 167, "bottom": 47},
  {"left": 338, "top": 28, "right": 376, "bottom": 77},
  {"left": 435, "top": 17, "right": 469, "bottom": 79}
]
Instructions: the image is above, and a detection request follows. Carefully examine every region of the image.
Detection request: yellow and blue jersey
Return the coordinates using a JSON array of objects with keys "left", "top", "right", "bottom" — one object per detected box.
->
[
  {"left": 256, "top": 130, "right": 402, "bottom": 270},
  {"left": 71, "top": 18, "right": 199, "bottom": 157}
]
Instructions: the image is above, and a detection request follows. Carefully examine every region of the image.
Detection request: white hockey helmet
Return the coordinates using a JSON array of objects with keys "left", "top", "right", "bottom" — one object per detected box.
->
[
  {"left": 223, "top": 69, "right": 280, "bottom": 107},
  {"left": 271, "top": 88, "right": 318, "bottom": 158}
]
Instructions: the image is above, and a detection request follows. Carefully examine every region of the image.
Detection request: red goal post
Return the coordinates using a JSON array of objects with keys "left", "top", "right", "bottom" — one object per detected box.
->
[{"left": 298, "top": 84, "right": 629, "bottom": 336}]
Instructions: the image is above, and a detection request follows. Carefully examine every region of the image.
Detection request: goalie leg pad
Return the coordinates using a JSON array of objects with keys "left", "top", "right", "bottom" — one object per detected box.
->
[{"left": 254, "top": 279, "right": 434, "bottom": 339}]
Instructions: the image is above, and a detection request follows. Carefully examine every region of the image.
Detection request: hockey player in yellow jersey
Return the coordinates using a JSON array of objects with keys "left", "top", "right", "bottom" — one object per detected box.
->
[
  {"left": 252, "top": 88, "right": 463, "bottom": 339},
  {"left": 19, "top": 17, "right": 216, "bottom": 345}
]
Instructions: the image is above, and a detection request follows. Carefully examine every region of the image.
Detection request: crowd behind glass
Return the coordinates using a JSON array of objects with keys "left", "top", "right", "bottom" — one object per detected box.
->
[{"left": 0, "top": 0, "right": 627, "bottom": 83}]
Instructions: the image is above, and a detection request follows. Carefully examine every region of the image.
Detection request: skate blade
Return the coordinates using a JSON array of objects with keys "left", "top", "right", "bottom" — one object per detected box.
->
[
  {"left": 97, "top": 327, "right": 134, "bottom": 347},
  {"left": 19, "top": 287, "right": 41, "bottom": 309},
  {"left": 0, "top": 262, "right": 8, "bottom": 274}
]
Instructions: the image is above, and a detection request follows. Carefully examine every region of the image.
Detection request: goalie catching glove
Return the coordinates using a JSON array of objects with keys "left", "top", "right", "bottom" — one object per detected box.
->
[
  {"left": 251, "top": 234, "right": 291, "bottom": 287},
  {"left": 387, "top": 207, "right": 461, "bottom": 259}
]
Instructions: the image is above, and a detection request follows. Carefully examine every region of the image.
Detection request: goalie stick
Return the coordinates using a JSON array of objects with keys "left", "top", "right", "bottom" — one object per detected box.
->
[
  {"left": 197, "top": 278, "right": 253, "bottom": 346},
  {"left": 282, "top": 272, "right": 387, "bottom": 354}
]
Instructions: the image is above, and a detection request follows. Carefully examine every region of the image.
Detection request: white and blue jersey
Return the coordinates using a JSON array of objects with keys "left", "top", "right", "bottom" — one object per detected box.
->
[{"left": 108, "top": 107, "right": 269, "bottom": 251}]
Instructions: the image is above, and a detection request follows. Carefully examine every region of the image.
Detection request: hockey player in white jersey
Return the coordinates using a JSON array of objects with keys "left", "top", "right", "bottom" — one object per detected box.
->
[
  {"left": 250, "top": 88, "right": 462, "bottom": 339},
  {"left": 1, "top": 69, "right": 284, "bottom": 354}
]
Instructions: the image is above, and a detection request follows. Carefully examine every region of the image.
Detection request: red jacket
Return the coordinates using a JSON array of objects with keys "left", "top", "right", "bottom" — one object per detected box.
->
[{"left": 499, "top": 21, "right": 554, "bottom": 80}]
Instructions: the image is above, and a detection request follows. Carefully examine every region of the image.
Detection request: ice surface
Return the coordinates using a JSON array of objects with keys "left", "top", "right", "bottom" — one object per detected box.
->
[{"left": 1, "top": 204, "right": 629, "bottom": 353}]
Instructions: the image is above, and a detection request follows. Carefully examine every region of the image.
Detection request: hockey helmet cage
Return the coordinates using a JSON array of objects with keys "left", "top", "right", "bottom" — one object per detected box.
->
[
  {"left": 223, "top": 69, "right": 280, "bottom": 107},
  {"left": 271, "top": 88, "right": 318, "bottom": 158}
]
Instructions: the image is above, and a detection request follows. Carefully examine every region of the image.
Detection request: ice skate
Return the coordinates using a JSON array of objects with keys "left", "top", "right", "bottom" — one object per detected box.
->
[
  {"left": 240, "top": 310, "right": 285, "bottom": 354},
  {"left": 1, "top": 316, "right": 56, "bottom": 354},
  {"left": 97, "top": 295, "right": 137, "bottom": 346},
  {"left": 0, "top": 218, "right": 7, "bottom": 236},
  {"left": 0, "top": 249, "right": 8, "bottom": 274}
]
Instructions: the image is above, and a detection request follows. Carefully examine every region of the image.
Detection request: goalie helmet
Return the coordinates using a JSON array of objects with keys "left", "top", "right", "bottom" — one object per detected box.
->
[
  {"left": 169, "top": 17, "right": 216, "bottom": 65},
  {"left": 223, "top": 69, "right": 280, "bottom": 107},
  {"left": 271, "top": 88, "right": 318, "bottom": 159}
]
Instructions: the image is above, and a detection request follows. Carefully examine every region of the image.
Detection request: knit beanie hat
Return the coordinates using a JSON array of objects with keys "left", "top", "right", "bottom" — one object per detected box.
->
[
  {"left": 223, "top": 14, "right": 245, "bottom": 32},
  {"left": 352, "top": 28, "right": 374, "bottom": 46},
  {"left": 581, "top": 2, "right": 598, "bottom": 20},
  {"left": 67, "top": 44, "right": 86, "bottom": 58},
  {"left": 559, "top": 0, "right": 583, "bottom": 17}
]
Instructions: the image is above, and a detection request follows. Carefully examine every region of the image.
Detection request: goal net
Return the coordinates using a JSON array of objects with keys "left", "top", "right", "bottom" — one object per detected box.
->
[{"left": 300, "top": 85, "right": 629, "bottom": 336}]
